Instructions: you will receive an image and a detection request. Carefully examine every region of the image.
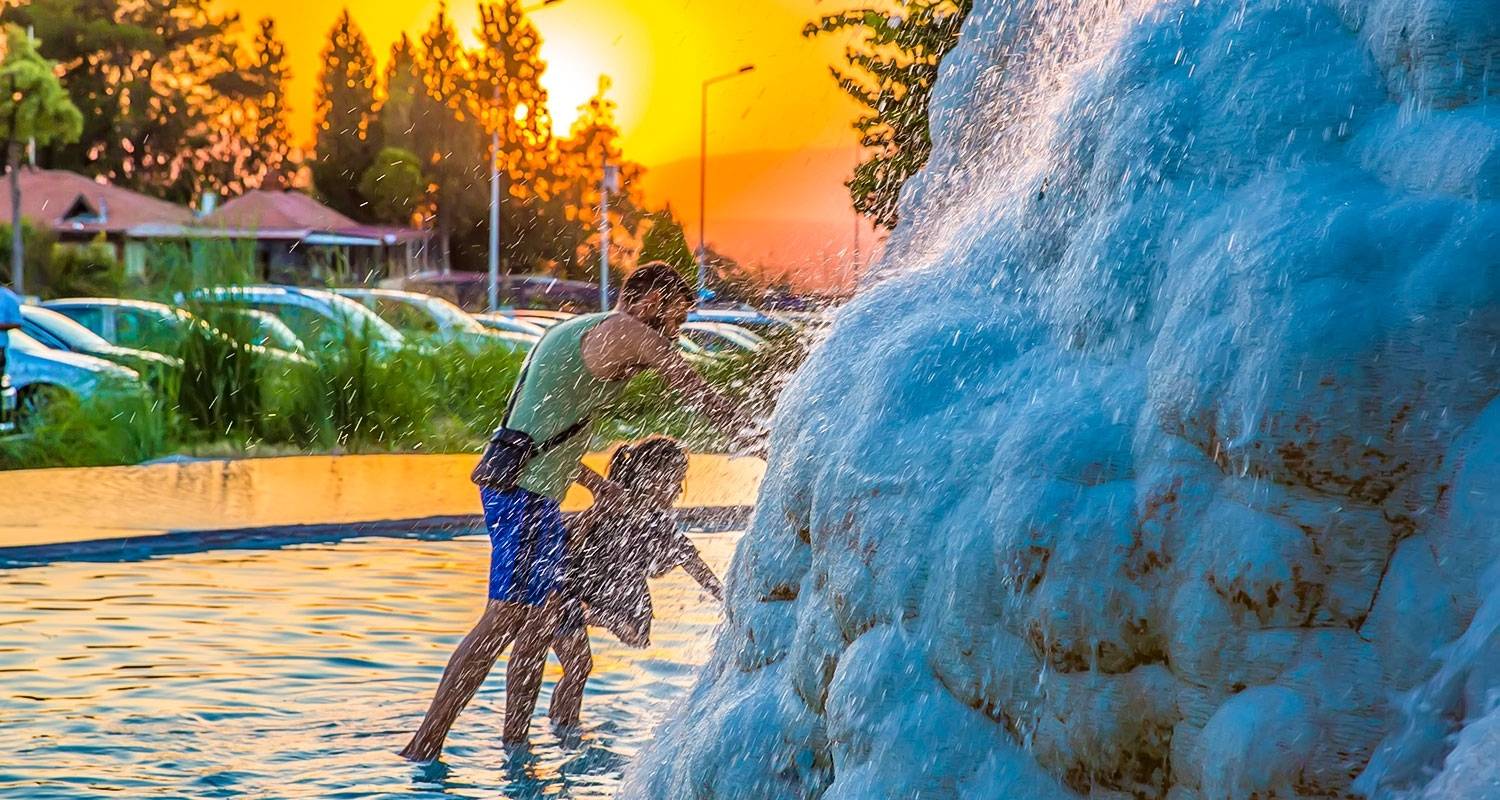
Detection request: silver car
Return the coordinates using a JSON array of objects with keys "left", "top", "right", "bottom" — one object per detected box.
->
[{"left": 6, "top": 330, "right": 142, "bottom": 429}]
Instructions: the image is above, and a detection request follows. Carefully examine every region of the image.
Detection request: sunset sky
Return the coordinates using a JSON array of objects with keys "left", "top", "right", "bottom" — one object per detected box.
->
[{"left": 213, "top": 0, "right": 883, "bottom": 286}]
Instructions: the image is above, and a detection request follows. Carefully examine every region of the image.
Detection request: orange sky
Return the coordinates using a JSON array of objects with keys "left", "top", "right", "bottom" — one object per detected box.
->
[{"left": 213, "top": 0, "right": 880, "bottom": 286}]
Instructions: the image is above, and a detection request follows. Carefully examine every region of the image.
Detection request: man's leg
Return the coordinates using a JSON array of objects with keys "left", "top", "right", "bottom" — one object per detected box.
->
[
  {"left": 548, "top": 625, "right": 593, "bottom": 727},
  {"left": 398, "top": 599, "right": 521, "bottom": 761},
  {"left": 501, "top": 592, "right": 562, "bottom": 745}
]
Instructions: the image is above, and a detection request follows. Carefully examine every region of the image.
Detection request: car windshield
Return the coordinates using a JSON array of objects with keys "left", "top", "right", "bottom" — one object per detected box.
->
[
  {"left": 362, "top": 294, "right": 484, "bottom": 336},
  {"left": 223, "top": 309, "right": 304, "bottom": 352},
  {"left": 307, "top": 292, "right": 407, "bottom": 347},
  {"left": 23, "top": 307, "right": 114, "bottom": 352}
]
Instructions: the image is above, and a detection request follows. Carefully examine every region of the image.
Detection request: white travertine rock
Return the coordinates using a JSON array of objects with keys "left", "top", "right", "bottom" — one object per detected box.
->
[{"left": 623, "top": 0, "right": 1500, "bottom": 797}]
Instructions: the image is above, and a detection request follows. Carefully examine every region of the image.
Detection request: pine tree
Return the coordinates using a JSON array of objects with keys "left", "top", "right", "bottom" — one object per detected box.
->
[
  {"left": 804, "top": 0, "right": 971, "bottom": 229},
  {"left": 637, "top": 209, "right": 695, "bottom": 285},
  {"left": 312, "top": 9, "right": 381, "bottom": 220},
  {"left": 553, "top": 77, "right": 643, "bottom": 280},
  {"left": 243, "top": 18, "right": 293, "bottom": 189},
  {"left": 412, "top": 3, "right": 481, "bottom": 270},
  {"left": 379, "top": 35, "right": 421, "bottom": 153},
  {"left": 471, "top": 0, "right": 557, "bottom": 276},
  {"left": 359, "top": 147, "right": 424, "bottom": 225},
  {"left": 7, "top": 0, "right": 253, "bottom": 202}
]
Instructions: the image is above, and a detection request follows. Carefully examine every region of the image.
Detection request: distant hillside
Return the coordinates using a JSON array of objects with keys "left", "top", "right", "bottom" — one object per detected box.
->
[{"left": 638, "top": 148, "right": 883, "bottom": 290}]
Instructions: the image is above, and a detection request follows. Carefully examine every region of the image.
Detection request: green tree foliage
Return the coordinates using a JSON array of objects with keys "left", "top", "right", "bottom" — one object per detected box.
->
[
  {"left": 379, "top": 35, "right": 422, "bottom": 152},
  {"left": 637, "top": 209, "right": 696, "bottom": 285},
  {"left": 466, "top": 0, "right": 556, "bottom": 275},
  {"left": 359, "top": 147, "right": 425, "bottom": 225},
  {"left": 804, "top": 0, "right": 971, "bottom": 229},
  {"left": 313, "top": 10, "right": 382, "bottom": 220},
  {"left": 0, "top": 23, "right": 82, "bottom": 293},
  {"left": 203, "top": 17, "right": 293, "bottom": 195},
  {"left": 4, "top": 0, "right": 281, "bottom": 203},
  {"left": 0, "top": 25, "right": 82, "bottom": 147},
  {"left": 412, "top": 3, "right": 481, "bottom": 270},
  {"left": 42, "top": 237, "right": 122, "bottom": 299}
]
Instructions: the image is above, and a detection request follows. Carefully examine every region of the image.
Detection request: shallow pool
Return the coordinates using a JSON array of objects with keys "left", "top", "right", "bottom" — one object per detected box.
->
[{"left": 0, "top": 531, "right": 739, "bottom": 798}]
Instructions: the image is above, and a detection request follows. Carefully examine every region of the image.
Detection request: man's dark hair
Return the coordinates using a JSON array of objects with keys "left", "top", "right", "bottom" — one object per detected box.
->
[{"left": 620, "top": 262, "right": 695, "bottom": 305}]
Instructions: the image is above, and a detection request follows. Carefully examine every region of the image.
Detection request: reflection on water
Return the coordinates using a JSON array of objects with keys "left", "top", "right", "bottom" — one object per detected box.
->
[{"left": 0, "top": 531, "right": 738, "bottom": 798}]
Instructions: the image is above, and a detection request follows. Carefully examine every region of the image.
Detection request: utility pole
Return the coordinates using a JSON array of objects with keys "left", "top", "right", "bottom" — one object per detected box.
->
[
  {"left": 697, "top": 64, "right": 756, "bottom": 303},
  {"left": 487, "top": 82, "right": 501, "bottom": 312},
  {"left": 487, "top": 0, "right": 566, "bottom": 312},
  {"left": 599, "top": 162, "right": 619, "bottom": 310}
]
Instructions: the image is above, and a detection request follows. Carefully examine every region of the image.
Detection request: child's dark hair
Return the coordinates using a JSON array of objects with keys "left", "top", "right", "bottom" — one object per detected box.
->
[{"left": 609, "top": 437, "right": 688, "bottom": 489}]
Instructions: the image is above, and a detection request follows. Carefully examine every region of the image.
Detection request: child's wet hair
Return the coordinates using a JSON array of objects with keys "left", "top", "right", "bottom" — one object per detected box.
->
[{"left": 608, "top": 437, "right": 688, "bottom": 489}]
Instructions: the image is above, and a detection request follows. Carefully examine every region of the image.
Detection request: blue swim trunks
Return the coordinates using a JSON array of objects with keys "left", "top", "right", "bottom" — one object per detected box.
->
[{"left": 480, "top": 486, "right": 568, "bottom": 606}]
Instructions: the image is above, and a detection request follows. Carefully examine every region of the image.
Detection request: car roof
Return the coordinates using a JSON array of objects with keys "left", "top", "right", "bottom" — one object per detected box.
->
[{"left": 43, "top": 297, "right": 175, "bottom": 312}]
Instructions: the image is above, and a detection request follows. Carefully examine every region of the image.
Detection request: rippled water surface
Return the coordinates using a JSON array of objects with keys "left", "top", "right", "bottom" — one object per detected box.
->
[{"left": 0, "top": 531, "right": 738, "bottom": 798}]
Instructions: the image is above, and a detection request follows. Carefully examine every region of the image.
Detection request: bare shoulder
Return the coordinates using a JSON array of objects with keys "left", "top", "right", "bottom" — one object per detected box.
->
[{"left": 583, "top": 313, "right": 670, "bottom": 363}]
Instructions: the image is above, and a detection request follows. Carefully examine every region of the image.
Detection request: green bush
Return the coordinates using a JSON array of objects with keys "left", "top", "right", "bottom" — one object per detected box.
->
[
  {"left": 0, "top": 382, "right": 168, "bottom": 469},
  {"left": 43, "top": 237, "right": 123, "bottom": 298},
  {"left": 0, "top": 220, "right": 58, "bottom": 292},
  {"left": 133, "top": 238, "right": 258, "bottom": 302}
]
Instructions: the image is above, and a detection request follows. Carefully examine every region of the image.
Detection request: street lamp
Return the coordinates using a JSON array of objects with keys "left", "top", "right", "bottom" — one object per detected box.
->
[
  {"left": 488, "top": 0, "right": 567, "bottom": 312},
  {"left": 697, "top": 64, "right": 756, "bottom": 303}
]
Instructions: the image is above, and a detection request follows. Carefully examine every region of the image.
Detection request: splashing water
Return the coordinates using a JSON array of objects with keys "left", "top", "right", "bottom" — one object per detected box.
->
[{"left": 624, "top": 0, "right": 1499, "bottom": 798}]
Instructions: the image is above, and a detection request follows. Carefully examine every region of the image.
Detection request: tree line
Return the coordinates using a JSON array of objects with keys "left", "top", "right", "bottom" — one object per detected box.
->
[{"left": 0, "top": 0, "right": 695, "bottom": 282}]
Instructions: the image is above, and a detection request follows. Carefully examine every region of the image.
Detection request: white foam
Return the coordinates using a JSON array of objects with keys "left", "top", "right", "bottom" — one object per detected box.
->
[{"left": 624, "top": 0, "right": 1500, "bottom": 796}]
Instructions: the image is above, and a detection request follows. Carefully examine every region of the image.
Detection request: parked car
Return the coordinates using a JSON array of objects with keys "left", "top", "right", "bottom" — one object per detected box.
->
[
  {"left": 333, "top": 288, "right": 531, "bottom": 354},
  {"left": 472, "top": 312, "right": 548, "bottom": 340},
  {"left": 218, "top": 308, "right": 308, "bottom": 355},
  {"left": 6, "top": 330, "right": 142, "bottom": 429},
  {"left": 183, "top": 286, "right": 407, "bottom": 354},
  {"left": 42, "top": 297, "right": 308, "bottom": 365},
  {"left": 509, "top": 309, "right": 576, "bottom": 330},
  {"left": 689, "top": 305, "right": 796, "bottom": 336},
  {"left": 1, "top": 364, "right": 15, "bottom": 436},
  {"left": 678, "top": 321, "right": 767, "bottom": 355},
  {"left": 21, "top": 305, "right": 182, "bottom": 387}
]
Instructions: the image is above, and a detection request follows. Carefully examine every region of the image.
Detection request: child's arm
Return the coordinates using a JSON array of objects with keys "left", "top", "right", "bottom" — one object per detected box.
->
[{"left": 681, "top": 551, "right": 724, "bottom": 602}]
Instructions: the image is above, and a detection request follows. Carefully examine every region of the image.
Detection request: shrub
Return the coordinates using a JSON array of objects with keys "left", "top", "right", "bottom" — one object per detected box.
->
[
  {"left": 0, "top": 382, "right": 168, "bottom": 469},
  {"left": 43, "top": 236, "right": 122, "bottom": 298}
]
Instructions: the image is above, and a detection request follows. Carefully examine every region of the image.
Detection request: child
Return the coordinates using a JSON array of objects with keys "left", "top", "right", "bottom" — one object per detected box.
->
[{"left": 547, "top": 437, "right": 724, "bottom": 728}]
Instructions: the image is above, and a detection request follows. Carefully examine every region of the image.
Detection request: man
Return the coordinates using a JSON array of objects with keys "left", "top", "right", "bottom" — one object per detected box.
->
[{"left": 399, "top": 263, "right": 751, "bottom": 761}]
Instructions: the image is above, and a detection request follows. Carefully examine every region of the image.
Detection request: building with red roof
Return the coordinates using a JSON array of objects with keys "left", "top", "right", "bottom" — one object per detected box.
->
[{"left": 2, "top": 169, "right": 432, "bottom": 284}]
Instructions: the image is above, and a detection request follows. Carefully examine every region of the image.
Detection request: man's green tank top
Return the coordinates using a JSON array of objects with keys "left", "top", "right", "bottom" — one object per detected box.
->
[{"left": 507, "top": 312, "right": 627, "bottom": 500}]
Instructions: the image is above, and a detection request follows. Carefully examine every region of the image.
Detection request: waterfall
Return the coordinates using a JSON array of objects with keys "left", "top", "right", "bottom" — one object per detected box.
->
[{"left": 627, "top": 0, "right": 1500, "bottom": 797}]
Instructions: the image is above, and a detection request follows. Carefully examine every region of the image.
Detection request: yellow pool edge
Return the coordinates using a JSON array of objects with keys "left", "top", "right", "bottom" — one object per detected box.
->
[{"left": 0, "top": 452, "right": 765, "bottom": 549}]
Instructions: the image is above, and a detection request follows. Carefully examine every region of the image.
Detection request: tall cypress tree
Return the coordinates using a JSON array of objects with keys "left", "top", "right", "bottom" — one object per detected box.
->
[
  {"left": 379, "top": 34, "right": 421, "bottom": 153},
  {"left": 413, "top": 3, "right": 480, "bottom": 270},
  {"left": 243, "top": 18, "right": 293, "bottom": 189},
  {"left": 312, "top": 9, "right": 380, "bottom": 219},
  {"left": 471, "top": 0, "right": 555, "bottom": 276},
  {"left": 804, "top": 0, "right": 972, "bottom": 229},
  {"left": 553, "top": 78, "right": 643, "bottom": 280}
]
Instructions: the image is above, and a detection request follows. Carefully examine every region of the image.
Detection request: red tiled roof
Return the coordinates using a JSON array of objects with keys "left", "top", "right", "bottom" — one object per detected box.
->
[
  {"left": 201, "top": 189, "right": 361, "bottom": 233},
  {"left": 0, "top": 168, "right": 194, "bottom": 234}
]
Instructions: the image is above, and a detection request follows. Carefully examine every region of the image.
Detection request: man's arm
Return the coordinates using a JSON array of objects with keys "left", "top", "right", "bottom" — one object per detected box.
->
[{"left": 625, "top": 324, "right": 756, "bottom": 441}]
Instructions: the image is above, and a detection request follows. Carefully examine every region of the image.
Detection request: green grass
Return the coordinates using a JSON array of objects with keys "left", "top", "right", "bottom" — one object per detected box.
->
[
  {"left": 0, "top": 383, "right": 169, "bottom": 469},
  {"left": 1, "top": 322, "right": 810, "bottom": 471}
]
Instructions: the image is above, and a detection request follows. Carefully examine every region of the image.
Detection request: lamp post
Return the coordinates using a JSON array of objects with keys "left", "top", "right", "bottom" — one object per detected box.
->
[
  {"left": 488, "top": 0, "right": 566, "bottom": 312},
  {"left": 697, "top": 64, "right": 755, "bottom": 303},
  {"left": 599, "top": 162, "right": 619, "bottom": 310}
]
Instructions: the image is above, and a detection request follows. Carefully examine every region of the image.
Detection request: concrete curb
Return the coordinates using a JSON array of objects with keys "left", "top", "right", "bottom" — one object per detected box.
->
[{"left": 0, "top": 506, "right": 754, "bottom": 567}]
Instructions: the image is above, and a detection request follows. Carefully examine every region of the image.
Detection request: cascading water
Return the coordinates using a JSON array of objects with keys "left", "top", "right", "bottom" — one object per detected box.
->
[{"left": 626, "top": 0, "right": 1499, "bottom": 797}]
